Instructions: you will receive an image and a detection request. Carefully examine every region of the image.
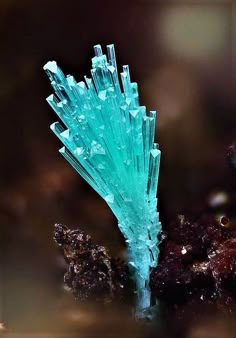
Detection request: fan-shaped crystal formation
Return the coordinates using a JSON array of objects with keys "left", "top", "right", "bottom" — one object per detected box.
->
[{"left": 44, "top": 44, "right": 161, "bottom": 311}]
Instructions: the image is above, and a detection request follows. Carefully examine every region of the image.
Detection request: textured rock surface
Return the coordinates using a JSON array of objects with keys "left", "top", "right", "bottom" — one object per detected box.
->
[
  {"left": 150, "top": 214, "right": 236, "bottom": 312},
  {"left": 54, "top": 213, "right": 236, "bottom": 314},
  {"left": 54, "top": 223, "right": 131, "bottom": 302}
]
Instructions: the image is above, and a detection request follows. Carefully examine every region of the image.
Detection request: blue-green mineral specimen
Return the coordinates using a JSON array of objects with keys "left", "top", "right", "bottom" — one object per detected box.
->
[{"left": 44, "top": 44, "right": 161, "bottom": 312}]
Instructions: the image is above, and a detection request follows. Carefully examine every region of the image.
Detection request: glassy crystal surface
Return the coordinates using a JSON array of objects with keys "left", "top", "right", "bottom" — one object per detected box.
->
[{"left": 44, "top": 44, "right": 161, "bottom": 312}]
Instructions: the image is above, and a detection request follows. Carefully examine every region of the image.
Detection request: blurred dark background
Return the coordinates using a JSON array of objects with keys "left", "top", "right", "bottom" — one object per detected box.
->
[{"left": 0, "top": 0, "right": 235, "bottom": 336}]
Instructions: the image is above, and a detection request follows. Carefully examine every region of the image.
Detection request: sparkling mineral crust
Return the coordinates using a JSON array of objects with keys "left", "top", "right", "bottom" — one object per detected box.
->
[
  {"left": 150, "top": 215, "right": 236, "bottom": 312},
  {"left": 44, "top": 44, "right": 161, "bottom": 313},
  {"left": 54, "top": 216, "right": 236, "bottom": 319},
  {"left": 54, "top": 224, "right": 130, "bottom": 302}
]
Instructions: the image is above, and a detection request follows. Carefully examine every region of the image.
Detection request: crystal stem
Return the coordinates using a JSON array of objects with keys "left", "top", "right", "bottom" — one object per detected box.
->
[
  {"left": 128, "top": 246, "right": 153, "bottom": 315},
  {"left": 136, "top": 281, "right": 151, "bottom": 311}
]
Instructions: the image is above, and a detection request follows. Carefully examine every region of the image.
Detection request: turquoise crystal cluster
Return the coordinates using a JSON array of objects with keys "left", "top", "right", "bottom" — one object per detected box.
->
[{"left": 44, "top": 44, "right": 161, "bottom": 312}]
